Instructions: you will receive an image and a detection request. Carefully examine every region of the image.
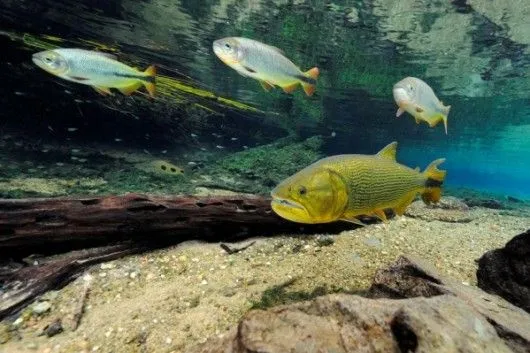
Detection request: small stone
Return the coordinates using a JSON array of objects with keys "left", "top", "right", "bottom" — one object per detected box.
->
[
  {"left": 32, "top": 301, "right": 51, "bottom": 315},
  {"left": 192, "top": 258, "right": 199, "bottom": 262},
  {"left": 26, "top": 342, "right": 38, "bottom": 350},
  {"left": 13, "top": 317, "right": 24, "bottom": 327},
  {"left": 100, "top": 263, "right": 115, "bottom": 270},
  {"left": 201, "top": 280, "right": 208, "bottom": 285},
  {"left": 99, "top": 272, "right": 107, "bottom": 278},
  {"left": 129, "top": 272, "right": 138, "bottom": 279},
  {"left": 178, "top": 255, "right": 188, "bottom": 262},
  {"left": 146, "top": 273, "right": 155, "bottom": 280},
  {"left": 165, "top": 337, "right": 172, "bottom": 344},
  {"left": 43, "top": 319, "right": 63, "bottom": 337}
]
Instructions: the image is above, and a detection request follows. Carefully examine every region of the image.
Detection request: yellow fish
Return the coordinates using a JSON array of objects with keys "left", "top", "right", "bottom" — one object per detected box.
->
[
  {"left": 270, "top": 142, "right": 446, "bottom": 225},
  {"left": 393, "top": 77, "right": 451, "bottom": 134},
  {"left": 32, "top": 48, "right": 156, "bottom": 97},
  {"left": 212, "top": 37, "right": 319, "bottom": 96}
]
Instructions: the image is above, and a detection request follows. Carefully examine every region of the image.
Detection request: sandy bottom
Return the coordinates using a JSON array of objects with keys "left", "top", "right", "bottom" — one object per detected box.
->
[{"left": 2, "top": 205, "right": 529, "bottom": 353}]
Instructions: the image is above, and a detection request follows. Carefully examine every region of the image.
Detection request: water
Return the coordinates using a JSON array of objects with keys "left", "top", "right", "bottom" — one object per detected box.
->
[{"left": 0, "top": 0, "right": 529, "bottom": 199}]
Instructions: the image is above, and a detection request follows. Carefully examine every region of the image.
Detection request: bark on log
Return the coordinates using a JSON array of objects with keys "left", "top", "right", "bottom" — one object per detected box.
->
[{"left": 0, "top": 193, "right": 354, "bottom": 257}]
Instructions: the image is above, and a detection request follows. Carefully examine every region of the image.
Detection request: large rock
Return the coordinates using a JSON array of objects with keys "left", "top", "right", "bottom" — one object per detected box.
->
[
  {"left": 192, "top": 256, "right": 530, "bottom": 353},
  {"left": 477, "top": 229, "right": 530, "bottom": 313}
]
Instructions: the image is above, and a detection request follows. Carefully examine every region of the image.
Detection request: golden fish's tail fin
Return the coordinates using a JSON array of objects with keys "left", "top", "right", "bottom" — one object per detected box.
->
[
  {"left": 143, "top": 65, "right": 156, "bottom": 98},
  {"left": 421, "top": 158, "right": 446, "bottom": 204},
  {"left": 301, "top": 67, "right": 319, "bottom": 96}
]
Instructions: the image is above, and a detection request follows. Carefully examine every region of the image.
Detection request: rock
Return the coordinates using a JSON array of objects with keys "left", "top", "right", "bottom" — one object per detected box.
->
[
  {"left": 32, "top": 301, "right": 51, "bottom": 315},
  {"left": 405, "top": 199, "right": 474, "bottom": 223},
  {"left": 191, "top": 294, "right": 517, "bottom": 353},
  {"left": 191, "top": 256, "right": 530, "bottom": 353},
  {"left": 477, "top": 229, "right": 530, "bottom": 313},
  {"left": 464, "top": 197, "right": 505, "bottom": 209},
  {"left": 42, "top": 319, "right": 63, "bottom": 337},
  {"left": 369, "top": 255, "right": 530, "bottom": 353}
]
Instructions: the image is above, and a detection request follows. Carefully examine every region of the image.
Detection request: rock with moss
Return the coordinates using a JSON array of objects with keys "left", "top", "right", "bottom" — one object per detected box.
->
[{"left": 203, "top": 136, "right": 324, "bottom": 194}]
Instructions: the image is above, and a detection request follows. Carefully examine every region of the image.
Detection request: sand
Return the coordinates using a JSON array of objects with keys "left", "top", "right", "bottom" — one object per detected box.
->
[{"left": 1, "top": 203, "right": 529, "bottom": 353}]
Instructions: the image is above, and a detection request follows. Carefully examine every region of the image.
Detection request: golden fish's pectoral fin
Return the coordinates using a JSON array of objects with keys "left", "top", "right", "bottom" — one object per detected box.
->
[
  {"left": 396, "top": 107, "right": 405, "bottom": 117},
  {"left": 259, "top": 80, "right": 274, "bottom": 92},
  {"left": 93, "top": 86, "right": 113, "bottom": 96},
  {"left": 282, "top": 82, "right": 299, "bottom": 94},
  {"left": 371, "top": 209, "right": 388, "bottom": 223},
  {"left": 415, "top": 106, "right": 424, "bottom": 113},
  {"left": 118, "top": 82, "right": 143, "bottom": 96},
  {"left": 393, "top": 192, "right": 417, "bottom": 216},
  {"left": 340, "top": 217, "right": 367, "bottom": 227}
]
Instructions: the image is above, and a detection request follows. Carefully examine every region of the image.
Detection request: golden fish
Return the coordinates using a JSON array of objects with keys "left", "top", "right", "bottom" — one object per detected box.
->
[
  {"left": 212, "top": 37, "right": 319, "bottom": 96},
  {"left": 270, "top": 142, "right": 446, "bottom": 225},
  {"left": 32, "top": 48, "right": 156, "bottom": 97},
  {"left": 393, "top": 77, "right": 451, "bottom": 134}
]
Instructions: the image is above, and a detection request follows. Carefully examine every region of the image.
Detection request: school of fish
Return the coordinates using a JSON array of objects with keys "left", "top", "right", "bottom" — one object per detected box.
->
[{"left": 31, "top": 36, "right": 453, "bottom": 226}]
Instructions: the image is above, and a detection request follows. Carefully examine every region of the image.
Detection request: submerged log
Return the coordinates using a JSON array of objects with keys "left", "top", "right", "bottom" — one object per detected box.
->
[
  {"left": 0, "top": 193, "right": 358, "bottom": 319},
  {"left": 0, "top": 193, "right": 355, "bottom": 256}
]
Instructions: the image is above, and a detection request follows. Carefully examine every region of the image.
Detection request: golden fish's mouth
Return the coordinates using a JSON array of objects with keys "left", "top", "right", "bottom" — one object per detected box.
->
[
  {"left": 270, "top": 197, "right": 315, "bottom": 224},
  {"left": 271, "top": 197, "right": 304, "bottom": 210}
]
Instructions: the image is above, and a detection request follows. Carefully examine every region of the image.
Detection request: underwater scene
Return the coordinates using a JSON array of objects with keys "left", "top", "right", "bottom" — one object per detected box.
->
[{"left": 1, "top": 1, "right": 530, "bottom": 352}]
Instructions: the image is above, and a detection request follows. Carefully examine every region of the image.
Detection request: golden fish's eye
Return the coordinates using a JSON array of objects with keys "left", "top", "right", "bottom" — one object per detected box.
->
[
  {"left": 298, "top": 186, "right": 307, "bottom": 196},
  {"left": 224, "top": 43, "right": 231, "bottom": 49},
  {"left": 408, "top": 84, "right": 414, "bottom": 91}
]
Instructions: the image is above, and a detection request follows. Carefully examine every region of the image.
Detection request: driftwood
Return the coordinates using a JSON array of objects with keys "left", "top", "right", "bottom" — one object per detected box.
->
[{"left": 0, "top": 193, "right": 357, "bottom": 319}]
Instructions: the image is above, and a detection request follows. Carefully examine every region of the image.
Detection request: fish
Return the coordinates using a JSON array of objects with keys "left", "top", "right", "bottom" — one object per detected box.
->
[
  {"left": 393, "top": 77, "right": 450, "bottom": 134},
  {"left": 270, "top": 141, "right": 446, "bottom": 225},
  {"left": 32, "top": 48, "right": 156, "bottom": 98},
  {"left": 212, "top": 37, "right": 319, "bottom": 96}
]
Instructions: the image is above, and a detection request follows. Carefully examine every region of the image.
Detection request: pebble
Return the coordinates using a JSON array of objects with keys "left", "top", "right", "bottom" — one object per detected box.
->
[
  {"left": 100, "top": 263, "right": 115, "bottom": 270},
  {"left": 130, "top": 272, "right": 138, "bottom": 279},
  {"left": 43, "top": 319, "right": 63, "bottom": 337},
  {"left": 165, "top": 337, "right": 172, "bottom": 344},
  {"left": 32, "top": 301, "right": 51, "bottom": 315}
]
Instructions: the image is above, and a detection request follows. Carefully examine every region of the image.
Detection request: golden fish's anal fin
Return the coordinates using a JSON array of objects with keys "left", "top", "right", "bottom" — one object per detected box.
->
[
  {"left": 340, "top": 217, "right": 367, "bottom": 227},
  {"left": 259, "top": 80, "right": 274, "bottom": 91},
  {"left": 372, "top": 209, "right": 388, "bottom": 223},
  {"left": 118, "top": 81, "right": 142, "bottom": 96},
  {"left": 282, "top": 82, "right": 299, "bottom": 94},
  {"left": 93, "top": 86, "right": 113, "bottom": 96},
  {"left": 376, "top": 141, "right": 397, "bottom": 160},
  {"left": 414, "top": 116, "right": 422, "bottom": 124},
  {"left": 393, "top": 192, "right": 417, "bottom": 216}
]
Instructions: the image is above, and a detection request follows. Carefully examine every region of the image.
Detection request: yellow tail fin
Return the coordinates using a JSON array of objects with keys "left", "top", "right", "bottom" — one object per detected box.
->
[
  {"left": 421, "top": 158, "right": 446, "bottom": 204},
  {"left": 301, "top": 67, "right": 319, "bottom": 96},
  {"left": 143, "top": 65, "right": 156, "bottom": 98}
]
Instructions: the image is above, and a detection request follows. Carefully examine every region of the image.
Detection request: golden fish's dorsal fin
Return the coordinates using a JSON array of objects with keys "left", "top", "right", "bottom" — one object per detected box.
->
[{"left": 376, "top": 141, "right": 398, "bottom": 160}]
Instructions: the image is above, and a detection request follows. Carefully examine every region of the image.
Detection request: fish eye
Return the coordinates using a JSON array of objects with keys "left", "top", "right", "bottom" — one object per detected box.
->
[
  {"left": 408, "top": 84, "right": 414, "bottom": 91},
  {"left": 224, "top": 43, "right": 231, "bottom": 49},
  {"left": 44, "top": 57, "right": 52, "bottom": 63},
  {"left": 298, "top": 186, "right": 307, "bottom": 196}
]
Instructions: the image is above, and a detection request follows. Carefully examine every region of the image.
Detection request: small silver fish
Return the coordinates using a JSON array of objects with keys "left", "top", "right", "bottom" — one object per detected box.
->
[
  {"left": 213, "top": 37, "right": 319, "bottom": 96},
  {"left": 32, "top": 48, "right": 156, "bottom": 97},
  {"left": 393, "top": 77, "right": 451, "bottom": 134}
]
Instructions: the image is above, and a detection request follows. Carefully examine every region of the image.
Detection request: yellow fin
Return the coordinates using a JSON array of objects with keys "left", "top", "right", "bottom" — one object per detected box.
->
[
  {"left": 372, "top": 209, "right": 388, "bottom": 223},
  {"left": 93, "top": 86, "right": 112, "bottom": 95},
  {"left": 259, "top": 80, "right": 274, "bottom": 91},
  {"left": 118, "top": 82, "right": 142, "bottom": 96},
  {"left": 143, "top": 65, "right": 156, "bottom": 98},
  {"left": 421, "top": 158, "right": 446, "bottom": 204},
  {"left": 414, "top": 116, "right": 421, "bottom": 124},
  {"left": 282, "top": 82, "right": 298, "bottom": 94},
  {"left": 340, "top": 217, "right": 367, "bottom": 227},
  {"left": 393, "top": 192, "right": 417, "bottom": 216},
  {"left": 301, "top": 67, "right": 319, "bottom": 96},
  {"left": 376, "top": 141, "right": 397, "bottom": 160}
]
